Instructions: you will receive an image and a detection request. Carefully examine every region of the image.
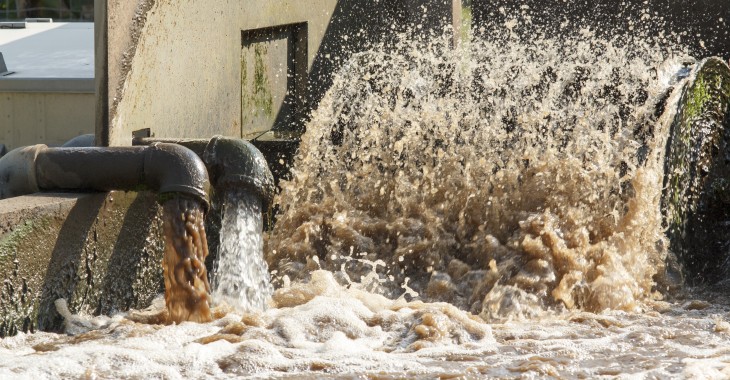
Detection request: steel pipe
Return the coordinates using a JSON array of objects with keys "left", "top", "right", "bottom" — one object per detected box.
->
[
  {"left": 133, "top": 136, "right": 275, "bottom": 208},
  {"left": 0, "top": 143, "right": 210, "bottom": 209}
]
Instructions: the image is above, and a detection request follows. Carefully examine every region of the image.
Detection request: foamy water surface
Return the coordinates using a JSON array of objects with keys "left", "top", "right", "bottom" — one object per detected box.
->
[{"left": 2, "top": 278, "right": 730, "bottom": 378}]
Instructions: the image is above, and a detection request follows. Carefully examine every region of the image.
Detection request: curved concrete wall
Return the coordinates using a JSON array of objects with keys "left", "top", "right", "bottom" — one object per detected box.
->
[{"left": 0, "top": 192, "right": 165, "bottom": 336}]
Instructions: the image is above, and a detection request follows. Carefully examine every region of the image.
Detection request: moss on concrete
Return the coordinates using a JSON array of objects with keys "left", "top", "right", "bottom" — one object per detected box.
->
[
  {"left": 253, "top": 44, "right": 274, "bottom": 118},
  {"left": 0, "top": 219, "right": 49, "bottom": 265},
  {"left": 241, "top": 43, "right": 275, "bottom": 132},
  {"left": 663, "top": 57, "right": 730, "bottom": 283}
]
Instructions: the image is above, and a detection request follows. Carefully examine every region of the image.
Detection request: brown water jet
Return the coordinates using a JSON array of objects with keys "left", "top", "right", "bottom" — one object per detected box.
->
[{"left": 162, "top": 195, "right": 212, "bottom": 323}]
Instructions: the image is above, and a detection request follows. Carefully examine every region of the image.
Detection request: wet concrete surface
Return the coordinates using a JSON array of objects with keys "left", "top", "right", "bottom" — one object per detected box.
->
[{"left": 0, "top": 191, "right": 166, "bottom": 336}]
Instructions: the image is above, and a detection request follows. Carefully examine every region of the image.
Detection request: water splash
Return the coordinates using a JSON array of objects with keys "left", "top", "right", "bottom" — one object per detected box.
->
[
  {"left": 212, "top": 190, "right": 273, "bottom": 311},
  {"left": 266, "top": 26, "right": 693, "bottom": 316},
  {"left": 4, "top": 7, "right": 730, "bottom": 380}
]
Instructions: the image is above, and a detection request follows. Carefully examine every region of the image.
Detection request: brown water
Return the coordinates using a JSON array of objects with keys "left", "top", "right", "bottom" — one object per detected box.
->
[
  {"left": 266, "top": 28, "right": 687, "bottom": 318},
  {"left": 162, "top": 196, "right": 212, "bottom": 324}
]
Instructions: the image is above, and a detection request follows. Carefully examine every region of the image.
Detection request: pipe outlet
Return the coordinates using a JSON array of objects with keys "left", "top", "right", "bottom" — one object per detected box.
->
[{"left": 202, "top": 136, "right": 275, "bottom": 207}]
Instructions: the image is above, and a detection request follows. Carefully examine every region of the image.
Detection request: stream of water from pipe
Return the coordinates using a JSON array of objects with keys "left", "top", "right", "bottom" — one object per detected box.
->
[
  {"left": 162, "top": 196, "right": 212, "bottom": 324},
  {"left": 212, "top": 190, "right": 273, "bottom": 312}
]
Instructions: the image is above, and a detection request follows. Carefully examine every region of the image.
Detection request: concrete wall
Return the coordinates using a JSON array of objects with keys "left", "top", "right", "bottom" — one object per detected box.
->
[
  {"left": 0, "top": 192, "right": 165, "bottom": 336},
  {"left": 96, "top": 0, "right": 462, "bottom": 146},
  {"left": 0, "top": 92, "right": 94, "bottom": 149},
  {"left": 471, "top": 0, "right": 730, "bottom": 59}
]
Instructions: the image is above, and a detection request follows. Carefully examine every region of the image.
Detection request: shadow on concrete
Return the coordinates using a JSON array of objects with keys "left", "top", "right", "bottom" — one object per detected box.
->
[
  {"left": 307, "top": 0, "right": 453, "bottom": 112},
  {"left": 264, "top": 0, "right": 455, "bottom": 138},
  {"left": 36, "top": 193, "right": 104, "bottom": 332},
  {"left": 306, "top": 0, "right": 404, "bottom": 116},
  {"left": 471, "top": 0, "right": 730, "bottom": 59},
  {"left": 35, "top": 192, "right": 166, "bottom": 332},
  {"left": 96, "top": 193, "right": 163, "bottom": 316}
]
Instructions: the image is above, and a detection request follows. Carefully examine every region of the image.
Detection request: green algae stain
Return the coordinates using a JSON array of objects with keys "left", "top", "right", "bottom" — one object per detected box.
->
[
  {"left": 0, "top": 219, "right": 50, "bottom": 264},
  {"left": 683, "top": 74, "right": 712, "bottom": 122},
  {"left": 241, "top": 52, "right": 250, "bottom": 128},
  {"left": 253, "top": 44, "right": 274, "bottom": 117},
  {"left": 241, "top": 44, "right": 275, "bottom": 133},
  {"left": 664, "top": 58, "right": 730, "bottom": 271}
]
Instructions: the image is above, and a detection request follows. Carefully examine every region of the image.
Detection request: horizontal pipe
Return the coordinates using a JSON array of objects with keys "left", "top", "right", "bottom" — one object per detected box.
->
[
  {"left": 0, "top": 143, "right": 210, "bottom": 209},
  {"left": 36, "top": 146, "right": 147, "bottom": 191}
]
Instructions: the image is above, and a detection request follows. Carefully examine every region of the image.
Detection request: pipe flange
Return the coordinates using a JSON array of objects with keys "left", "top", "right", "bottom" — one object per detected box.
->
[{"left": 0, "top": 144, "right": 45, "bottom": 199}]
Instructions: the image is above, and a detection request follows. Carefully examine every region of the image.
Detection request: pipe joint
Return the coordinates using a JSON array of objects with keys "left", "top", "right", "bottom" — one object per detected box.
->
[
  {"left": 134, "top": 136, "right": 276, "bottom": 209},
  {"left": 0, "top": 144, "right": 44, "bottom": 199},
  {"left": 144, "top": 143, "right": 210, "bottom": 209},
  {"left": 203, "top": 136, "right": 275, "bottom": 208}
]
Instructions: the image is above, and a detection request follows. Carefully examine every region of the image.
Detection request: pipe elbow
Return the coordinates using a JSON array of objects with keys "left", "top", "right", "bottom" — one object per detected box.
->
[
  {"left": 144, "top": 143, "right": 211, "bottom": 210},
  {"left": 0, "top": 145, "right": 45, "bottom": 199},
  {"left": 202, "top": 136, "right": 275, "bottom": 207}
]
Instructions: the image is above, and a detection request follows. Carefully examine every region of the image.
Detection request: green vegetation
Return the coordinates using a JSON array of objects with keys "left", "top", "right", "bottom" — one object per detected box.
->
[
  {"left": 241, "top": 43, "right": 275, "bottom": 130},
  {"left": 0, "top": 219, "right": 49, "bottom": 265},
  {"left": 253, "top": 44, "right": 274, "bottom": 118},
  {"left": 683, "top": 74, "right": 713, "bottom": 121},
  {"left": 664, "top": 58, "right": 730, "bottom": 274}
]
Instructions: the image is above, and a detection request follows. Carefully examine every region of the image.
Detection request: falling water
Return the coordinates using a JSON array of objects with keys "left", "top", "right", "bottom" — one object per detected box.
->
[
  {"left": 161, "top": 196, "right": 212, "bottom": 323},
  {"left": 212, "top": 190, "right": 273, "bottom": 311}
]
